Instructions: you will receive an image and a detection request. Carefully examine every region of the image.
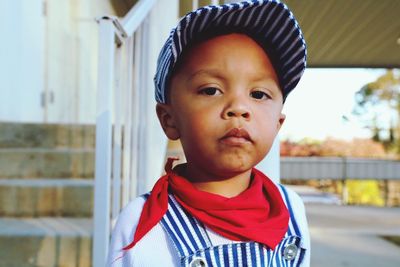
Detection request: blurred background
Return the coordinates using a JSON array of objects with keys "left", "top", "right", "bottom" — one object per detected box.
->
[{"left": 0, "top": 0, "right": 399, "bottom": 266}]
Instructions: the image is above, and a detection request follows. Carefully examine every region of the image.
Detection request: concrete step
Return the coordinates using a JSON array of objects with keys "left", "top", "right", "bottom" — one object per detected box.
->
[
  {"left": 0, "top": 179, "right": 93, "bottom": 217},
  {"left": 0, "top": 218, "right": 92, "bottom": 267},
  {"left": 0, "top": 148, "right": 94, "bottom": 178},
  {"left": 0, "top": 122, "right": 95, "bottom": 149}
]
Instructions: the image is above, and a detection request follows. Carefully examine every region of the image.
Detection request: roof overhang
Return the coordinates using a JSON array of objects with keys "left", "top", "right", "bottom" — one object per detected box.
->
[{"left": 283, "top": 0, "right": 400, "bottom": 68}]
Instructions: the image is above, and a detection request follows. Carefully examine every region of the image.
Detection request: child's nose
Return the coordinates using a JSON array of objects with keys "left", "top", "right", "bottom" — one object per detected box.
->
[{"left": 222, "top": 100, "right": 250, "bottom": 120}]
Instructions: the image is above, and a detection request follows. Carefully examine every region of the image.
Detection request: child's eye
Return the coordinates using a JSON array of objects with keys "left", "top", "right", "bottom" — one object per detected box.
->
[
  {"left": 199, "top": 87, "right": 221, "bottom": 96},
  {"left": 250, "top": 90, "right": 270, "bottom": 100}
]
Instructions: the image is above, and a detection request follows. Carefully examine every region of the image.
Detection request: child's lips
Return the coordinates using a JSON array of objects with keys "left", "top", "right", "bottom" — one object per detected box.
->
[{"left": 220, "top": 128, "right": 252, "bottom": 145}]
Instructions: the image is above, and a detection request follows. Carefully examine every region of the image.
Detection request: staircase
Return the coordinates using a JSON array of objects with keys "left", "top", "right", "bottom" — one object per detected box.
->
[{"left": 0, "top": 123, "right": 94, "bottom": 267}]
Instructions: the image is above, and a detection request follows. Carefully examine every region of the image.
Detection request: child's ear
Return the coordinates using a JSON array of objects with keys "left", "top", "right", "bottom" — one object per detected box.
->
[
  {"left": 277, "top": 113, "right": 286, "bottom": 130},
  {"left": 156, "top": 103, "right": 180, "bottom": 140}
]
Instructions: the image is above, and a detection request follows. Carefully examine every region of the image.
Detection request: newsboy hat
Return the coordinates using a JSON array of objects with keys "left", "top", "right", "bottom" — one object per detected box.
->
[{"left": 154, "top": 0, "right": 307, "bottom": 103}]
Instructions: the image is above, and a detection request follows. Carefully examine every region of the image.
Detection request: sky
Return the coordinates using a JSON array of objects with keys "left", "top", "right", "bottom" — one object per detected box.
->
[{"left": 279, "top": 68, "right": 387, "bottom": 141}]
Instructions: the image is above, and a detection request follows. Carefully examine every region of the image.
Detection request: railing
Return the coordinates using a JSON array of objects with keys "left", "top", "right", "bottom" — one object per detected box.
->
[
  {"left": 281, "top": 157, "right": 400, "bottom": 180},
  {"left": 281, "top": 157, "right": 400, "bottom": 205},
  {"left": 93, "top": 0, "right": 168, "bottom": 265}
]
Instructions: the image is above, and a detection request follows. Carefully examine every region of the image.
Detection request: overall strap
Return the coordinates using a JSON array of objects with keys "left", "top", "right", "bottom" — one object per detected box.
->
[
  {"left": 278, "top": 185, "right": 302, "bottom": 237},
  {"left": 278, "top": 185, "right": 308, "bottom": 266},
  {"left": 159, "top": 194, "right": 212, "bottom": 258}
]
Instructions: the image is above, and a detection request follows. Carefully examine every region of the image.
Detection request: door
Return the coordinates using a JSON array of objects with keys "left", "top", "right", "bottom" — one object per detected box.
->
[{"left": 0, "top": 0, "right": 45, "bottom": 122}]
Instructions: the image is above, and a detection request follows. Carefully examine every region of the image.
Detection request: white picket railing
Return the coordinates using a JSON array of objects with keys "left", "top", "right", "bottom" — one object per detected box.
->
[{"left": 92, "top": 1, "right": 158, "bottom": 266}]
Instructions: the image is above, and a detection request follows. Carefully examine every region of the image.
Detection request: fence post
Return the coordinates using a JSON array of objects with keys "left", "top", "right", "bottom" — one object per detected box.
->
[
  {"left": 384, "top": 179, "right": 389, "bottom": 207},
  {"left": 341, "top": 157, "right": 348, "bottom": 205},
  {"left": 93, "top": 18, "right": 115, "bottom": 267}
]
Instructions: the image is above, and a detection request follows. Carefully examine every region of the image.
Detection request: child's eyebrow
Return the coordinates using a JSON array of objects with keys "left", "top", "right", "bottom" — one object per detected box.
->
[
  {"left": 186, "top": 69, "right": 226, "bottom": 83},
  {"left": 251, "top": 75, "right": 278, "bottom": 83}
]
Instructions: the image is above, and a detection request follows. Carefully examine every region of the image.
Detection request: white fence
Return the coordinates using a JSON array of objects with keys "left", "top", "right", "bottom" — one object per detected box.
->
[
  {"left": 281, "top": 157, "right": 400, "bottom": 180},
  {"left": 93, "top": 0, "right": 172, "bottom": 265}
]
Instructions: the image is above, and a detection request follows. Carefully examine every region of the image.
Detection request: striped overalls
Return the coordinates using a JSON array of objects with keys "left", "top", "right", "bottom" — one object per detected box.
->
[{"left": 157, "top": 185, "right": 307, "bottom": 267}]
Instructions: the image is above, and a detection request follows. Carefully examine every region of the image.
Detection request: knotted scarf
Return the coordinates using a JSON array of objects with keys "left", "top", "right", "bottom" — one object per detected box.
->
[{"left": 124, "top": 159, "right": 289, "bottom": 250}]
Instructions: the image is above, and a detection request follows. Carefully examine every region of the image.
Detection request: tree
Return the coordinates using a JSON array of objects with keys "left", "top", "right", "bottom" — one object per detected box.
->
[
  {"left": 280, "top": 138, "right": 387, "bottom": 158},
  {"left": 353, "top": 69, "right": 400, "bottom": 152}
]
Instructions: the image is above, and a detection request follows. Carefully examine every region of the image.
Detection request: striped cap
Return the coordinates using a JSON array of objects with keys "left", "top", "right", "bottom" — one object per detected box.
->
[{"left": 154, "top": 0, "right": 307, "bottom": 103}]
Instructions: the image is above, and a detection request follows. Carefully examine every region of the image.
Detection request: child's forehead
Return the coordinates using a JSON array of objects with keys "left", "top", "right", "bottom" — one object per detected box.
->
[{"left": 175, "top": 33, "right": 277, "bottom": 76}]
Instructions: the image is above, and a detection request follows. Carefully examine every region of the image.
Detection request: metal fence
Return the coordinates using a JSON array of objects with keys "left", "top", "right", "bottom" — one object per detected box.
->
[{"left": 281, "top": 157, "right": 400, "bottom": 180}]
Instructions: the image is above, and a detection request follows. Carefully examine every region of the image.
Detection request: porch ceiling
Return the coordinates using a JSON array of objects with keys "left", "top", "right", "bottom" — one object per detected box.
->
[{"left": 283, "top": 0, "right": 400, "bottom": 68}]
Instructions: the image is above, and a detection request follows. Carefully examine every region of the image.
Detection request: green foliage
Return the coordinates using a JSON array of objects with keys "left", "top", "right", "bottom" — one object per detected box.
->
[
  {"left": 353, "top": 69, "right": 400, "bottom": 153},
  {"left": 345, "top": 180, "right": 385, "bottom": 206}
]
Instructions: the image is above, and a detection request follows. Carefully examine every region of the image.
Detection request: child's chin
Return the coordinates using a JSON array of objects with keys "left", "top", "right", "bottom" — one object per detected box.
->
[{"left": 212, "top": 159, "right": 255, "bottom": 175}]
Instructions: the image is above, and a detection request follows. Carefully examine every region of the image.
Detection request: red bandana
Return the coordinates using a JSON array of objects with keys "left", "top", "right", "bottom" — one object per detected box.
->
[{"left": 124, "top": 159, "right": 289, "bottom": 250}]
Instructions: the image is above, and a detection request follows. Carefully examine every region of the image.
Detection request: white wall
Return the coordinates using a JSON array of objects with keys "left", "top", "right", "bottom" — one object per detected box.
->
[
  {"left": 0, "top": 0, "right": 45, "bottom": 122},
  {"left": 256, "top": 136, "right": 281, "bottom": 183},
  {"left": 0, "top": 0, "right": 117, "bottom": 124},
  {"left": 45, "top": 0, "right": 117, "bottom": 124}
]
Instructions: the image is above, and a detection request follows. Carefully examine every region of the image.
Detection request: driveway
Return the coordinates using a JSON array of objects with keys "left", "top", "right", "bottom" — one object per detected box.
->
[{"left": 305, "top": 203, "right": 400, "bottom": 267}]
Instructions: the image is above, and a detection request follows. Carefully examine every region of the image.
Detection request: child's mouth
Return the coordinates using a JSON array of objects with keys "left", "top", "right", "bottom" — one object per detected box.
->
[{"left": 220, "top": 128, "right": 252, "bottom": 145}]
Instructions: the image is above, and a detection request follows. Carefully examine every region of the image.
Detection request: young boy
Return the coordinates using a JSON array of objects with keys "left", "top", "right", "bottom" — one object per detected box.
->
[{"left": 108, "top": 0, "right": 310, "bottom": 266}]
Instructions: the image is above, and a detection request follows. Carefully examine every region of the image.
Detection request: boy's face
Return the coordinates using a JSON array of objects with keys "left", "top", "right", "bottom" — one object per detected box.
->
[{"left": 157, "top": 33, "right": 285, "bottom": 179}]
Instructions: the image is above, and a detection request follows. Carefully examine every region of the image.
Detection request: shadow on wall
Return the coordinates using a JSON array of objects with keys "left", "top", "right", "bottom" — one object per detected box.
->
[{"left": 110, "top": 0, "right": 137, "bottom": 17}]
